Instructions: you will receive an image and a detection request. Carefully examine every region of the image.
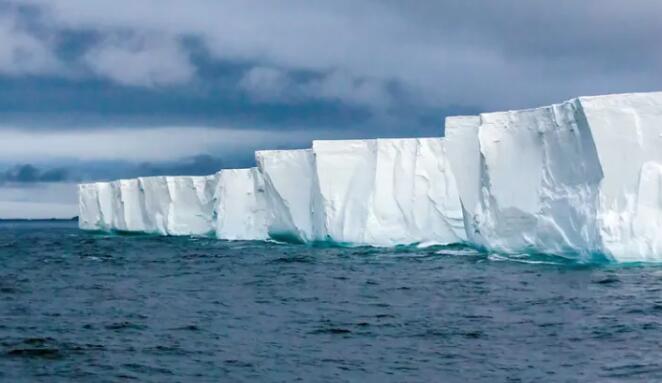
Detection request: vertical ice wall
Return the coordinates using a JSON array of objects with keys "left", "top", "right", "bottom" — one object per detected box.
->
[
  {"left": 444, "top": 116, "right": 482, "bottom": 244},
  {"left": 313, "top": 139, "right": 375, "bottom": 244},
  {"left": 81, "top": 140, "right": 467, "bottom": 247},
  {"left": 214, "top": 168, "right": 269, "bottom": 240},
  {"left": 139, "top": 177, "right": 170, "bottom": 235},
  {"left": 255, "top": 149, "right": 324, "bottom": 243},
  {"left": 446, "top": 101, "right": 604, "bottom": 256},
  {"left": 163, "top": 176, "right": 216, "bottom": 236},
  {"left": 445, "top": 92, "right": 662, "bottom": 261},
  {"left": 411, "top": 138, "right": 466, "bottom": 243},
  {"left": 80, "top": 138, "right": 466, "bottom": 247},
  {"left": 312, "top": 138, "right": 466, "bottom": 246},
  {"left": 78, "top": 176, "right": 215, "bottom": 236},
  {"left": 580, "top": 93, "right": 662, "bottom": 261},
  {"left": 78, "top": 183, "right": 101, "bottom": 230},
  {"left": 96, "top": 182, "right": 114, "bottom": 230},
  {"left": 117, "top": 179, "right": 150, "bottom": 232}
]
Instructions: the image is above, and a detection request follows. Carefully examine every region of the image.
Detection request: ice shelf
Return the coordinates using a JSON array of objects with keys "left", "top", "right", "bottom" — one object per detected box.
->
[{"left": 79, "top": 91, "right": 662, "bottom": 262}]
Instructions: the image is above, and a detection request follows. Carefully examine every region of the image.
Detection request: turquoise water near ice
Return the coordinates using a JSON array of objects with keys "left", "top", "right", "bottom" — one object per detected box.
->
[{"left": 1, "top": 221, "right": 661, "bottom": 382}]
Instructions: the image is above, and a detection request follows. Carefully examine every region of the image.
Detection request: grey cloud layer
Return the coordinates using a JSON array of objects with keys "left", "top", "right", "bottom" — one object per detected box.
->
[
  {"left": 83, "top": 34, "right": 196, "bottom": 87},
  {"left": 3, "top": 0, "right": 662, "bottom": 111}
]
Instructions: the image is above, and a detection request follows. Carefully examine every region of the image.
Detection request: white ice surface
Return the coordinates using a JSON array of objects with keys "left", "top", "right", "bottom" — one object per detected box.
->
[
  {"left": 163, "top": 176, "right": 215, "bottom": 236},
  {"left": 78, "top": 183, "right": 101, "bottom": 230},
  {"left": 445, "top": 91, "right": 662, "bottom": 262},
  {"left": 581, "top": 93, "right": 662, "bottom": 261},
  {"left": 214, "top": 168, "right": 269, "bottom": 240},
  {"left": 139, "top": 177, "right": 170, "bottom": 235},
  {"left": 256, "top": 149, "right": 323, "bottom": 243},
  {"left": 79, "top": 176, "right": 215, "bottom": 236},
  {"left": 312, "top": 138, "right": 466, "bottom": 246}
]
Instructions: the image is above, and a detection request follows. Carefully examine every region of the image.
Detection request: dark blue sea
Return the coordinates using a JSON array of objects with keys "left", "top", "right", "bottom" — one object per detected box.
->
[{"left": 1, "top": 221, "right": 661, "bottom": 382}]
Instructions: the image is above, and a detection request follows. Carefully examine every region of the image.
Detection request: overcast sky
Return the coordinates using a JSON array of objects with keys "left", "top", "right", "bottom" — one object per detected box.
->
[{"left": 1, "top": 0, "right": 661, "bottom": 218}]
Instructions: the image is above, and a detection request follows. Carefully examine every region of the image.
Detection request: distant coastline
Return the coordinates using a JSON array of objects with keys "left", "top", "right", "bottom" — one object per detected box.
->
[{"left": 0, "top": 217, "right": 78, "bottom": 222}]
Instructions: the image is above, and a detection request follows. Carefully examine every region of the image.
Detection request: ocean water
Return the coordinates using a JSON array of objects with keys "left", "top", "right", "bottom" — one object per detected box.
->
[{"left": 1, "top": 221, "right": 662, "bottom": 382}]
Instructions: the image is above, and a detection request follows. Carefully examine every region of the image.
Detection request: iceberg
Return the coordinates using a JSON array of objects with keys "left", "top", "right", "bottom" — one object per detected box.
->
[
  {"left": 312, "top": 138, "right": 466, "bottom": 246},
  {"left": 445, "top": 92, "right": 662, "bottom": 262},
  {"left": 214, "top": 168, "right": 269, "bottom": 240},
  {"left": 78, "top": 91, "right": 662, "bottom": 262}
]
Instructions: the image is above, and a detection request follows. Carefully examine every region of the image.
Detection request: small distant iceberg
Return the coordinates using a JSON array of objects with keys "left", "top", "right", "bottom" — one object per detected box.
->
[{"left": 80, "top": 91, "right": 662, "bottom": 263}]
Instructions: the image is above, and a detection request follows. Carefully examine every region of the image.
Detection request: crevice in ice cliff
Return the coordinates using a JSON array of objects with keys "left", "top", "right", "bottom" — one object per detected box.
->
[
  {"left": 94, "top": 186, "right": 105, "bottom": 230},
  {"left": 337, "top": 141, "right": 376, "bottom": 244},
  {"left": 260, "top": 169, "right": 301, "bottom": 242},
  {"left": 475, "top": 122, "right": 497, "bottom": 251},
  {"left": 137, "top": 179, "right": 151, "bottom": 233},
  {"left": 309, "top": 151, "right": 328, "bottom": 242},
  {"left": 165, "top": 177, "right": 175, "bottom": 236},
  {"left": 392, "top": 142, "right": 412, "bottom": 235}
]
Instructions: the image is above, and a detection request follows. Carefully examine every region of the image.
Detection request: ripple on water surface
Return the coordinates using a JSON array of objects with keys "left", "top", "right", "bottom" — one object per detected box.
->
[{"left": 0, "top": 221, "right": 661, "bottom": 382}]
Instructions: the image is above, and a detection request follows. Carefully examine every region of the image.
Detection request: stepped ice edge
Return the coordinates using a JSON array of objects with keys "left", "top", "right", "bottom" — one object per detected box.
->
[{"left": 79, "top": 91, "right": 662, "bottom": 262}]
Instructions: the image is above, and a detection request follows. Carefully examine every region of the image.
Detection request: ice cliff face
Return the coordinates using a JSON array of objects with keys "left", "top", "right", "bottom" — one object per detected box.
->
[
  {"left": 78, "top": 183, "right": 102, "bottom": 231},
  {"left": 446, "top": 92, "right": 662, "bottom": 262},
  {"left": 80, "top": 138, "right": 465, "bottom": 248},
  {"left": 255, "top": 149, "right": 323, "bottom": 243},
  {"left": 445, "top": 100, "right": 604, "bottom": 256},
  {"left": 214, "top": 168, "right": 269, "bottom": 240},
  {"left": 78, "top": 176, "right": 215, "bottom": 236},
  {"left": 581, "top": 93, "right": 662, "bottom": 261},
  {"left": 255, "top": 139, "right": 466, "bottom": 247},
  {"left": 161, "top": 176, "right": 216, "bottom": 236},
  {"left": 79, "top": 91, "right": 662, "bottom": 262},
  {"left": 312, "top": 138, "right": 466, "bottom": 246}
]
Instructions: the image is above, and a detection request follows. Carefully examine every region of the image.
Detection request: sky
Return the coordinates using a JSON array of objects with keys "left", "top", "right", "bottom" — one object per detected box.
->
[{"left": 1, "top": 0, "right": 661, "bottom": 218}]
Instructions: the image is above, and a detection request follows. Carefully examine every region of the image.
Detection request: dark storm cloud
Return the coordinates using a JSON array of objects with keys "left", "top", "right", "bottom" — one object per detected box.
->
[
  {"left": 0, "top": 164, "right": 70, "bottom": 183},
  {"left": 0, "top": 0, "right": 660, "bottom": 131},
  {"left": 0, "top": 155, "right": 237, "bottom": 185},
  {"left": 135, "top": 155, "right": 226, "bottom": 177},
  {"left": 85, "top": 156, "right": 230, "bottom": 181}
]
